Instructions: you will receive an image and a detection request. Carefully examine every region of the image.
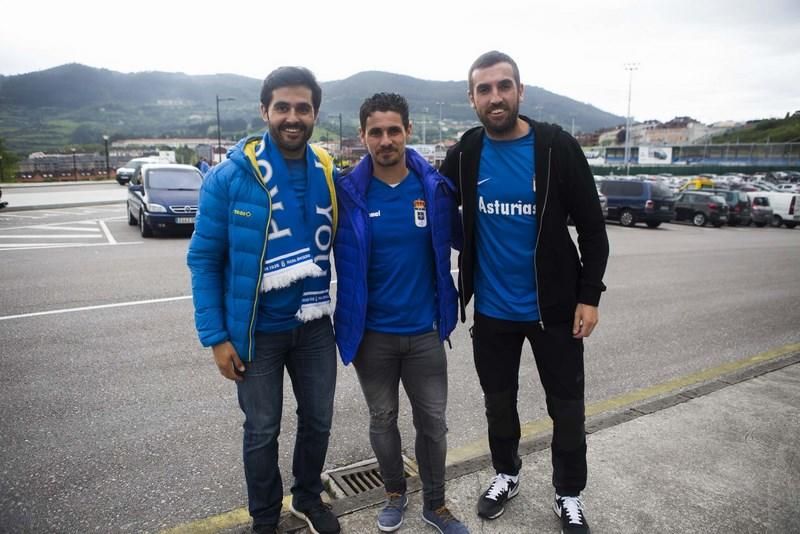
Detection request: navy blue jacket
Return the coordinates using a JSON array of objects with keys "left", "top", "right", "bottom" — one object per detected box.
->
[{"left": 333, "top": 149, "right": 460, "bottom": 365}]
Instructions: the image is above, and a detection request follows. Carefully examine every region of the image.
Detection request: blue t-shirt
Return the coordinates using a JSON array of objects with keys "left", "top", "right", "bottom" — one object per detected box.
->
[
  {"left": 474, "top": 130, "right": 539, "bottom": 321},
  {"left": 255, "top": 157, "right": 308, "bottom": 333},
  {"left": 366, "top": 170, "right": 437, "bottom": 335}
]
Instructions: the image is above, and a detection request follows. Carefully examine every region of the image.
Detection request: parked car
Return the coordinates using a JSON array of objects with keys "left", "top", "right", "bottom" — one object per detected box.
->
[
  {"left": 0, "top": 185, "right": 6, "bottom": 209},
  {"left": 598, "top": 179, "right": 675, "bottom": 228},
  {"left": 745, "top": 193, "right": 773, "bottom": 227},
  {"left": 127, "top": 164, "right": 202, "bottom": 237},
  {"left": 709, "top": 189, "right": 751, "bottom": 226},
  {"left": 763, "top": 192, "right": 800, "bottom": 229},
  {"left": 116, "top": 156, "right": 170, "bottom": 185},
  {"left": 673, "top": 191, "right": 729, "bottom": 227}
]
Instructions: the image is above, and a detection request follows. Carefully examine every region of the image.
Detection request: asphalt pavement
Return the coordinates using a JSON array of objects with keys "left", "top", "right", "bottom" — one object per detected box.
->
[{"left": 3, "top": 182, "right": 799, "bottom": 534}]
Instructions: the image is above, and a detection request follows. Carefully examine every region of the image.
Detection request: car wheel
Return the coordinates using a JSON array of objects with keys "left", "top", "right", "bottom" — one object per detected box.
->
[
  {"left": 786, "top": 222, "right": 797, "bottom": 229},
  {"left": 646, "top": 221, "right": 661, "bottom": 228},
  {"left": 771, "top": 215, "right": 783, "bottom": 228},
  {"left": 692, "top": 212, "right": 707, "bottom": 227},
  {"left": 139, "top": 209, "right": 153, "bottom": 238},
  {"left": 127, "top": 203, "right": 137, "bottom": 226},
  {"left": 619, "top": 209, "right": 635, "bottom": 227}
]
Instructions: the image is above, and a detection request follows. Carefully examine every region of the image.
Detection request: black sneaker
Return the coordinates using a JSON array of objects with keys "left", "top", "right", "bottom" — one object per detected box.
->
[
  {"left": 553, "top": 493, "right": 590, "bottom": 534},
  {"left": 251, "top": 524, "right": 277, "bottom": 534},
  {"left": 290, "top": 500, "right": 341, "bottom": 534},
  {"left": 476, "top": 473, "right": 519, "bottom": 519}
]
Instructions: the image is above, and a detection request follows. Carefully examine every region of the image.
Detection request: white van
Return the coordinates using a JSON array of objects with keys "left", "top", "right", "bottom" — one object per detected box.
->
[
  {"left": 765, "top": 192, "right": 800, "bottom": 229},
  {"left": 115, "top": 156, "right": 172, "bottom": 185}
]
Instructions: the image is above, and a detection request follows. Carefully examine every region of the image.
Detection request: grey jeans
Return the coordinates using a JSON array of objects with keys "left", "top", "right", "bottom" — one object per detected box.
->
[{"left": 353, "top": 330, "right": 448, "bottom": 510}]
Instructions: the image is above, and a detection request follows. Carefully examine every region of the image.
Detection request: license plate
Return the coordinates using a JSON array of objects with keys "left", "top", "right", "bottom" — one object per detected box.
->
[
  {"left": 660, "top": 206, "right": 669, "bottom": 211},
  {"left": 176, "top": 217, "right": 195, "bottom": 224}
]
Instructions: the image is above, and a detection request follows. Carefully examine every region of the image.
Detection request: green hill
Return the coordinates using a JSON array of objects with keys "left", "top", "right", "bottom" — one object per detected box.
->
[
  {"left": 712, "top": 113, "right": 800, "bottom": 143},
  {"left": 0, "top": 64, "right": 625, "bottom": 156}
]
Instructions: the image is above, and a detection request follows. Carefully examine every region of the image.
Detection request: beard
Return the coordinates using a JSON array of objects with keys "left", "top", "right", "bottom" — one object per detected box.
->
[
  {"left": 269, "top": 121, "right": 313, "bottom": 154},
  {"left": 477, "top": 101, "right": 520, "bottom": 137},
  {"left": 373, "top": 147, "right": 403, "bottom": 168}
]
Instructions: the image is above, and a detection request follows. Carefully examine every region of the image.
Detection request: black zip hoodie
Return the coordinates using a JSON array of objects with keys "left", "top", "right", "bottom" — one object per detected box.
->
[{"left": 439, "top": 116, "right": 609, "bottom": 325}]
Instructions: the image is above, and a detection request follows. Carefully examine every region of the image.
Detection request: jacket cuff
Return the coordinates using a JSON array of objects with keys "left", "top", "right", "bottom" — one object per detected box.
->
[
  {"left": 578, "top": 284, "right": 603, "bottom": 307},
  {"left": 200, "top": 331, "right": 229, "bottom": 348}
]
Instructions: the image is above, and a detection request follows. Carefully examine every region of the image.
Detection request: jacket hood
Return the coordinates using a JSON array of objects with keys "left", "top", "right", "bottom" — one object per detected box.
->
[
  {"left": 340, "top": 148, "right": 452, "bottom": 199},
  {"left": 225, "top": 135, "right": 263, "bottom": 176}
]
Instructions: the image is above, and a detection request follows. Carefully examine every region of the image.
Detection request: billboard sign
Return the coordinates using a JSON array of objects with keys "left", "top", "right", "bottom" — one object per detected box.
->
[{"left": 638, "top": 146, "right": 672, "bottom": 164}]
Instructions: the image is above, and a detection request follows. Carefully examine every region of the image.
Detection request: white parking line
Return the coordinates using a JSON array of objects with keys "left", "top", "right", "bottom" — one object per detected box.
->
[
  {"left": 0, "top": 272, "right": 457, "bottom": 322},
  {"left": 0, "top": 296, "right": 193, "bottom": 322},
  {"left": 98, "top": 220, "right": 117, "bottom": 244},
  {"left": 0, "top": 241, "right": 142, "bottom": 252}
]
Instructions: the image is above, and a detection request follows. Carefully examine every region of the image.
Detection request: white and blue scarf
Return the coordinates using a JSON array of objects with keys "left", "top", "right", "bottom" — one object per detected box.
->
[{"left": 249, "top": 133, "right": 335, "bottom": 322}]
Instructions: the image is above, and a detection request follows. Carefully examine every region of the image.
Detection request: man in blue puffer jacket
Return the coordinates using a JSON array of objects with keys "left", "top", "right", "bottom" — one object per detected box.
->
[
  {"left": 333, "top": 93, "right": 467, "bottom": 534},
  {"left": 187, "top": 67, "right": 340, "bottom": 534}
]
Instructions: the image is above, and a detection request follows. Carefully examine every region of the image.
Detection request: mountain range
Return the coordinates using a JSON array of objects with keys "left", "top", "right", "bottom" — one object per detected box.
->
[{"left": 0, "top": 64, "right": 626, "bottom": 155}]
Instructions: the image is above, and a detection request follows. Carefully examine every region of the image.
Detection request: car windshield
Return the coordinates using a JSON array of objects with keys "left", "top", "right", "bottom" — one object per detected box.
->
[
  {"left": 146, "top": 169, "right": 202, "bottom": 190},
  {"left": 709, "top": 195, "right": 726, "bottom": 204},
  {"left": 752, "top": 197, "right": 769, "bottom": 206}
]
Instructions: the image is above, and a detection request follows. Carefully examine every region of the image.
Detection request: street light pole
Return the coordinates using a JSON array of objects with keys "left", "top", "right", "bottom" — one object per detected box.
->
[
  {"left": 624, "top": 63, "right": 639, "bottom": 175},
  {"left": 0, "top": 154, "right": 4, "bottom": 183},
  {"left": 338, "top": 113, "right": 343, "bottom": 163},
  {"left": 71, "top": 147, "right": 77, "bottom": 181},
  {"left": 102, "top": 135, "right": 110, "bottom": 180},
  {"left": 436, "top": 102, "right": 444, "bottom": 144},
  {"left": 216, "top": 95, "right": 235, "bottom": 164}
]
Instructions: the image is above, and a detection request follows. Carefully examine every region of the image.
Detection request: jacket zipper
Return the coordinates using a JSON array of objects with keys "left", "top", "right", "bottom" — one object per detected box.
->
[
  {"left": 247, "top": 171, "right": 273, "bottom": 362},
  {"left": 457, "top": 151, "right": 467, "bottom": 320},
  {"left": 533, "top": 147, "right": 552, "bottom": 330}
]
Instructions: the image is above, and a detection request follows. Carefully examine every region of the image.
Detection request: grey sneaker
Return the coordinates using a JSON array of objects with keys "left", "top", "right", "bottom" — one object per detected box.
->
[
  {"left": 377, "top": 492, "right": 408, "bottom": 532},
  {"left": 422, "top": 506, "right": 469, "bottom": 534},
  {"left": 553, "top": 493, "right": 590, "bottom": 534}
]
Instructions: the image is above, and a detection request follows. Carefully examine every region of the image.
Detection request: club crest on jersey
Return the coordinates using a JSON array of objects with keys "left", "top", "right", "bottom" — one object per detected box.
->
[{"left": 414, "top": 199, "right": 427, "bottom": 228}]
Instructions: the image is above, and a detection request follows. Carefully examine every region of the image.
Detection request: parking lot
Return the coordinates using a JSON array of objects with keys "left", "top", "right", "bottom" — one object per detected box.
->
[{"left": 0, "top": 203, "right": 798, "bottom": 533}]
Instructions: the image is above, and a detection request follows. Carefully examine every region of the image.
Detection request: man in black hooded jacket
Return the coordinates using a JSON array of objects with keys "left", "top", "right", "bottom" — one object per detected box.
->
[{"left": 439, "top": 50, "right": 609, "bottom": 534}]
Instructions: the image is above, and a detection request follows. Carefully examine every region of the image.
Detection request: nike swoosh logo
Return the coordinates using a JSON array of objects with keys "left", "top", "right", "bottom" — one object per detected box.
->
[{"left": 478, "top": 178, "right": 491, "bottom": 185}]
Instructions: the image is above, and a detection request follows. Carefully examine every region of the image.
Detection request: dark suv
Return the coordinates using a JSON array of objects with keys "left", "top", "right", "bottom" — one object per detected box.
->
[
  {"left": 710, "top": 189, "right": 751, "bottom": 226},
  {"left": 673, "top": 191, "right": 729, "bottom": 227},
  {"left": 598, "top": 179, "right": 675, "bottom": 228}
]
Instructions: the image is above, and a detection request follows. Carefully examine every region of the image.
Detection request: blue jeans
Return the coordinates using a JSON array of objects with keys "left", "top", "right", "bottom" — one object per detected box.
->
[
  {"left": 236, "top": 318, "right": 337, "bottom": 528},
  {"left": 353, "top": 330, "right": 448, "bottom": 510}
]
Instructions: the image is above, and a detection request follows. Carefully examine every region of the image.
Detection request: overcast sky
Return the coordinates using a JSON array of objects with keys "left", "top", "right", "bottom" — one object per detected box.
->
[{"left": 2, "top": 0, "right": 798, "bottom": 125}]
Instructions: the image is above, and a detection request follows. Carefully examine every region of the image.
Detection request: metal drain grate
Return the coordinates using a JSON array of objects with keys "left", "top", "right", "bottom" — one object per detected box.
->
[{"left": 324, "top": 456, "right": 418, "bottom": 498}]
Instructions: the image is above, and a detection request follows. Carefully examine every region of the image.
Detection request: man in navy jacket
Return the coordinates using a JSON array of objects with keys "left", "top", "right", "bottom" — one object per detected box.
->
[{"left": 333, "top": 93, "right": 467, "bottom": 534}]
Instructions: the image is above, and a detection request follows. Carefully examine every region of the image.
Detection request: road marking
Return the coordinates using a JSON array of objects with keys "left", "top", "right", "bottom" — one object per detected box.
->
[
  {"left": 0, "top": 241, "right": 142, "bottom": 252},
  {"left": 0, "top": 295, "right": 191, "bottom": 322},
  {"left": 98, "top": 220, "right": 117, "bottom": 244},
  {"left": 0, "top": 234, "right": 103, "bottom": 238}
]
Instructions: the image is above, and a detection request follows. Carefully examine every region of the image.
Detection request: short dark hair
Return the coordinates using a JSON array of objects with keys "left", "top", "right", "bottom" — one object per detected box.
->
[
  {"left": 260, "top": 66, "right": 322, "bottom": 114},
  {"left": 359, "top": 92, "right": 410, "bottom": 130},
  {"left": 468, "top": 50, "right": 521, "bottom": 93}
]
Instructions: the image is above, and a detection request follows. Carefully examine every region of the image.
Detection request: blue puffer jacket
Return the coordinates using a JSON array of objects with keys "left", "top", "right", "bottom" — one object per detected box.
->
[
  {"left": 186, "top": 136, "right": 336, "bottom": 362},
  {"left": 333, "top": 148, "right": 461, "bottom": 365}
]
